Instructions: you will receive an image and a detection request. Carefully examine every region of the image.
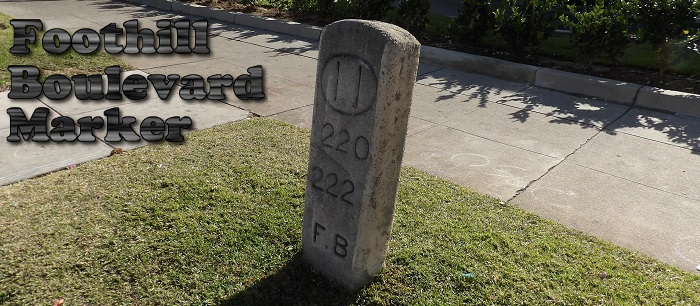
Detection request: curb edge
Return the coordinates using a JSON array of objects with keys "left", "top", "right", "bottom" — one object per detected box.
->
[{"left": 120, "top": 0, "right": 700, "bottom": 118}]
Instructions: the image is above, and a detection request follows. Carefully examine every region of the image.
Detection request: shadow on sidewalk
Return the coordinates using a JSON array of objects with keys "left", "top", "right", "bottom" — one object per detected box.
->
[
  {"left": 417, "top": 69, "right": 700, "bottom": 154},
  {"left": 86, "top": 0, "right": 182, "bottom": 19},
  {"left": 210, "top": 23, "right": 319, "bottom": 58},
  {"left": 87, "top": 0, "right": 700, "bottom": 154},
  {"left": 416, "top": 74, "right": 509, "bottom": 107},
  {"left": 499, "top": 90, "right": 700, "bottom": 154},
  {"left": 497, "top": 91, "right": 621, "bottom": 128},
  {"left": 88, "top": 0, "right": 319, "bottom": 57}
]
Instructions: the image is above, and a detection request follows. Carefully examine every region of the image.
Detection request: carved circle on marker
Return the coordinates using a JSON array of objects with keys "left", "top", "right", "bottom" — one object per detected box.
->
[{"left": 321, "top": 55, "right": 377, "bottom": 115}]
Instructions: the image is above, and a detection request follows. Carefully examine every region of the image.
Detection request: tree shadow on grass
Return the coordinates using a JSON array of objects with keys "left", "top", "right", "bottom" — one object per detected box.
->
[{"left": 219, "top": 252, "right": 357, "bottom": 306}]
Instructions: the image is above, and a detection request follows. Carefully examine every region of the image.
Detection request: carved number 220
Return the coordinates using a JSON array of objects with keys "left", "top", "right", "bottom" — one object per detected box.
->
[
  {"left": 322, "top": 123, "right": 369, "bottom": 160},
  {"left": 311, "top": 166, "right": 354, "bottom": 205}
]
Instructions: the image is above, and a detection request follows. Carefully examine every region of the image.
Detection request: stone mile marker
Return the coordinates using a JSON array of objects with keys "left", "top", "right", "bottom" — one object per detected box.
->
[{"left": 302, "top": 19, "right": 420, "bottom": 292}]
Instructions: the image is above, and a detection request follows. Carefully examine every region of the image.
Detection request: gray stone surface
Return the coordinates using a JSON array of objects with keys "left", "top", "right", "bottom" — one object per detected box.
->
[
  {"left": 2, "top": 0, "right": 699, "bottom": 275},
  {"left": 416, "top": 68, "right": 529, "bottom": 106},
  {"left": 0, "top": 0, "right": 107, "bottom": 20},
  {"left": 268, "top": 105, "right": 314, "bottom": 130},
  {"left": 114, "top": 52, "right": 214, "bottom": 71},
  {"left": 0, "top": 142, "right": 113, "bottom": 186},
  {"left": 75, "top": 5, "right": 190, "bottom": 32},
  {"left": 406, "top": 116, "right": 436, "bottom": 136},
  {"left": 214, "top": 24, "right": 319, "bottom": 58},
  {"left": 234, "top": 14, "right": 322, "bottom": 41},
  {"left": 442, "top": 102, "right": 601, "bottom": 159},
  {"left": 510, "top": 161, "right": 700, "bottom": 272},
  {"left": 607, "top": 107, "right": 700, "bottom": 152},
  {"left": 221, "top": 52, "right": 318, "bottom": 86},
  {"left": 232, "top": 74, "right": 314, "bottom": 117},
  {"left": 0, "top": 93, "right": 59, "bottom": 130},
  {"left": 416, "top": 62, "right": 443, "bottom": 76},
  {"left": 636, "top": 86, "right": 700, "bottom": 117},
  {"left": 38, "top": 70, "right": 157, "bottom": 116},
  {"left": 496, "top": 87, "right": 631, "bottom": 128},
  {"left": 302, "top": 20, "right": 421, "bottom": 292},
  {"left": 139, "top": 57, "right": 309, "bottom": 117},
  {"left": 403, "top": 125, "right": 560, "bottom": 199},
  {"left": 535, "top": 68, "right": 642, "bottom": 105},
  {"left": 128, "top": 0, "right": 173, "bottom": 11},
  {"left": 171, "top": 2, "right": 235, "bottom": 23},
  {"left": 568, "top": 131, "right": 700, "bottom": 202},
  {"left": 269, "top": 109, "right": 437, "bottom": 136},
  {"left": 69, "top": 96, "right": 248, "bottom": 150},
  {"left": 420, "top": 46, "right": 540, "bottom": 83},
  {"left": 114, "top": 34, "right": 265, "bottom": 70},
  {"left": 38, "top": 17, "right": 104, "bottom": 30},
  {"left": 408, "top": 83, "right": 482, "bottom": 123}
]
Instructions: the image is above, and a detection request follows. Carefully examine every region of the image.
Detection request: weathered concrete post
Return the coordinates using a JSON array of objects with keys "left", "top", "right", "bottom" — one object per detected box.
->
[{"left": 302, "top": 20, "right": 420, "bottom": 292}]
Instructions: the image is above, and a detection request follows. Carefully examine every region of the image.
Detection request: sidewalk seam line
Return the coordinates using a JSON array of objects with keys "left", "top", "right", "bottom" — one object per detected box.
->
[
  {"left": 417, "top": 67, "right": 445, "bottom": 76},
  {"left": 506, "top": 106, "right": 634, "bottom": 203},
  {"left": 0, "top": 150, "right": 110, "bottom": 184},
  {"left": 571, "top": 163, "right": 700, "bottom": 202},
  {"left": 135, "top": 55, "right": 230, "bottom": 70},
  {"left": 265, "top": 103, "right": 314, "bottom": 117},
  {"left": 603, "top": 127, "right": 700, "bottom": 154},
  {"left": 432, "top": 121, "right": 556, "bottom": 158},
  {"left": 406, "top": 120, "right": 442, "bottom": 137},
  {"left": 218, "top": 35, "right": 318, "bottom": 59},
  {"left": 215, "top": 100, "right": 249, "bottom": 112}
]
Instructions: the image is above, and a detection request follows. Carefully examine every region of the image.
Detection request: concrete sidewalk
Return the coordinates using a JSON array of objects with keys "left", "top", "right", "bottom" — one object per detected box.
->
[{"left": 1, "top": 0, "right": 699, "bottom": 273}]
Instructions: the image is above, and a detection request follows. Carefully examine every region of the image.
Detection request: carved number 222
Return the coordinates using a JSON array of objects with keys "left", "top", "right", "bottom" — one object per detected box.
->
[{"left": 311, "top": 166, "right": 354, "bottom": 205}]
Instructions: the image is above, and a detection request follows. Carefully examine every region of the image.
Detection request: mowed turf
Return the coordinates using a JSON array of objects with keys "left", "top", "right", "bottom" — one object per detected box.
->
[{"left": 0, "top": 118, "right": 699, "bottom": 305}]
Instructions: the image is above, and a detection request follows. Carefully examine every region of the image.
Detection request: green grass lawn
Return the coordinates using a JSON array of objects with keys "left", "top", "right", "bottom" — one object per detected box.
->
[
  {"left": 0, "top": 12, "right": 133, "bottom": 91},
  {"left": 1, "top": 118, "right": 698, "bottom": 304}
]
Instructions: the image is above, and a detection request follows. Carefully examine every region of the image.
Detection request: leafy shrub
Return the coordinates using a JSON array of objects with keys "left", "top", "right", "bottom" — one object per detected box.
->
[
  {"left": 393, "top": 0, "right": 431, "bottom": 36},
  {"left": 239, "top": 0, "right": 260, "bottom": 10},
  {"left": 635, "top": 0, "right": 697, "bottom": 74},
  {"left": 352, "top": 0, "right": 392, "bottom": 20},
  {"left": 316, "top": 0, "right": 335, "bottom": 21},
  {"left": 333, "top": 0, "right": 356, "bottom": 18},
  {"left": 452, "top": 0, "right": 493, "bottom": 44},
  {"left": 494, "top": 0, "right": 562, "bottom": 57},
  {"left": 268, "top": 0, "right": 292, "bottom": 14},
  {"left": 291, "top": 0, "right": 316, "bottom": 16},
  {"left": 560, "top": 0, "right": 633, "bottom": 67},
  {"left": 313, "top": 0, "right": 389, "bottom": 21}
]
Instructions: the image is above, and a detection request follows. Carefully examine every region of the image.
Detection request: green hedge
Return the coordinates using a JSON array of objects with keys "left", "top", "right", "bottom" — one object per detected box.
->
[{"left": 284, "top": 0, "right": 699, "bottom": 73}]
